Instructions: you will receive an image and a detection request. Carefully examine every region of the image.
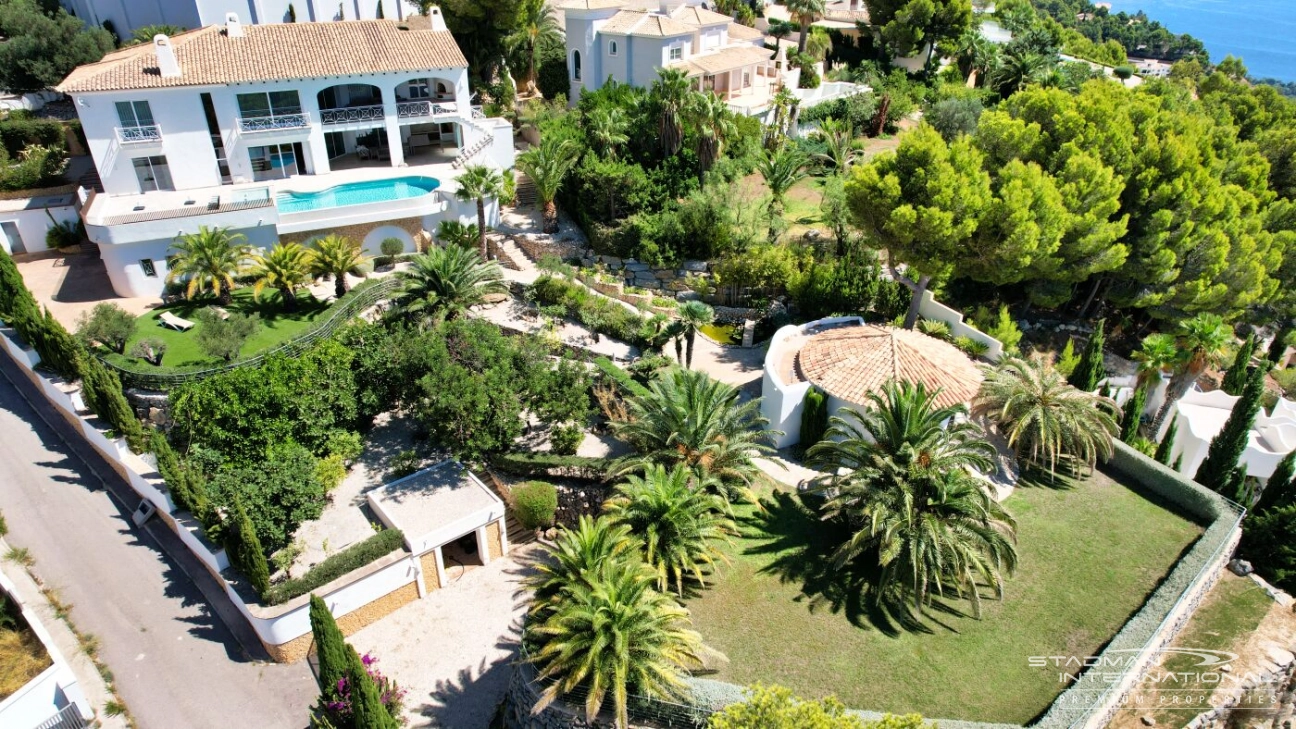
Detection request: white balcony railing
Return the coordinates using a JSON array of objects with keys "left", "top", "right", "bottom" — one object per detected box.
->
[
  {"left": 396, "top": 100, "right": 463, "bottom": 119},
  {"left": 237, "top": 113, "right": 310, "bottom": 133},
  {"left": 116, "top": 125, "right": 162, "bottom": 144},
  {"left": 320, "top": 104, "right": 385, "bottom": 125}
]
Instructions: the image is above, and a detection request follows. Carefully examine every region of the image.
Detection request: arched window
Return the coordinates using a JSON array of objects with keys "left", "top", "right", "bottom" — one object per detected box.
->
[
  {"left": 573, "top": 50, "right": 582, "bottom": 81},
  {"left": 609, "top": 40, "right": 618, "bottom": 56}
]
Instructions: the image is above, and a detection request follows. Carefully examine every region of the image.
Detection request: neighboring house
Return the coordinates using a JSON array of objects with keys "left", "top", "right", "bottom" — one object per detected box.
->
[
  {"left": 57, "top": 10, "right": 514, "bottom": 298},
  {"left": 1128, "top": 56, "right": 1173, "bottom": 78},
  {"left": 562, "top": 0, "right": 776, "bottom": 111},
  {"left": 60, "top": 0, "right": 413, "bottom": 36},
  {"left": 0, "top": 192, "right": 82, "bottom": 256},
  {"left": 0, "top": 570, "right": 93, "bottom": 729}
]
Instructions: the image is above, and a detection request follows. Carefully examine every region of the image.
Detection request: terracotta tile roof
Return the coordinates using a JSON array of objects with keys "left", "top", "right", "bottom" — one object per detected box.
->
[
  {"left": 670, "top": 44, "right": 774, "bottom": 75},
  {"left": 561, "top": 0, "right": 629, "bottom": 9},
  {"left": 58, "top": 20, "right": 468, "bottom": 94},
  {"left": 670, "top": 5, "right": 733, "bottom": 26},
  {"left": 796, "top": 324, "right": 983, "bottom": 410},
  {"left": 726, "top": 23, "right": 766, "bottom": 41},
  {"left": 824, "top": 9, "right": 871, "bottom": 23},
  {"left": 600, "top": 10, "right": 695, "bottom": 36}
]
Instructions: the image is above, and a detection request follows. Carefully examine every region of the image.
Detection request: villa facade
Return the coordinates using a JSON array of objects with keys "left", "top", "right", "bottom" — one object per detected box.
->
[{"left": 58, "top": 10, "right": 513, "bottom": 298}]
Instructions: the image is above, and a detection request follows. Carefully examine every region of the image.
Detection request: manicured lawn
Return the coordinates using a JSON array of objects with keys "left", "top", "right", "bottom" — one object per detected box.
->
[
  {"left": 685, "top": 469, "right": 1204, "bottom": 724},
  {"left": 104, "top": 288, "right": 335, "bottom": 370}
]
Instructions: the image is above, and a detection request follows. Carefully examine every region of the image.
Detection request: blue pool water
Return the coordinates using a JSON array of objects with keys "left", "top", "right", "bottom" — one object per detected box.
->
[{"left": 276, "top": 176, "right": 440, "bottom": 214}]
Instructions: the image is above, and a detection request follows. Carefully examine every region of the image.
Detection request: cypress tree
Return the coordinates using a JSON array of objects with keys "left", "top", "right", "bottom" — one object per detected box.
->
[
  {"left": 1119, "top": 384, "right": 1148, "bottom": 443},
  {"left": 1256, "top": 451, "right": 1296, "bottom": 513},
  {"left": 1225, "top": 466, "right": 1250, "bottom": 506},
  {"left": 1068, "top": 318, "right": 1106, "bottom": 392},
  {"left": 310, "top": 594, "right": 351, "bottom": 698},
  {"left": 81, "top": 355, "right": 145, "bottom": 452},
  {"left": 1270, "top": 325, "right": 1293, "bottom": 365},
  {"left": 1221, "top": 334, "right": 1256, "bottom": 396},
  {"left": 38, "top": 308, "right": 83, "bottom": 381},
  {"left": 227, "top": 501, "right": 270, "bottom": 599},
  {"left": 1195, "top": 365, "right": 1267, "bottom": 492},
  {"left": 346, "top": 646, "right": 398, "bottom": 729},
  {"left": 1155, "top": 417, "right": 1178, "bottom": 465},
  {"left": 800, "top": 386, "right": 829, "bottom": 447},
  {"left": 1173, "top": 452, "right": 1184, "bottom": 472}
]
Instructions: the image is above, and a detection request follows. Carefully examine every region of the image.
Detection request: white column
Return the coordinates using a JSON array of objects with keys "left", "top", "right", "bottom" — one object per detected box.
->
[
  {"left": 476, "top": 526, "right": 492, "bottom": 565},
  {"left": 412, "top": 553, "right": 427, "bottom": 598},
  {"left": 496, "top": 517, "right": 509, "bottom": 556},
  {"left": 302, "top": 90, "right": 331, "bottom": 175},
  {"left": 434, "top": 545, "right": 447, "bottom": 586},
  {"left": 383, "top": 93, "right": 405, "bottom": 167}
]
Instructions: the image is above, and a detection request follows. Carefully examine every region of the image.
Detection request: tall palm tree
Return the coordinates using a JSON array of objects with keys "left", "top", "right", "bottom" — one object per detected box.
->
[
  {"left": 686, "top": 92, "right": 736, "bottom": 179},
  {"left": 526, "top": 515, "right": 636, "bottom": 620},
  {"left": 990, "top": 47, "right": 1055, "bottom": 95},
  {"left": 1149, "top": 314, "right": 1234, "bottom": 436},
  {"left": 973, "top": 355, "right": 1119, "bottom": 478},
  {"left": 518, "top": 136, "right": 580, "bottom": 234},
  {"left": 676, "top": 300, "right": 714, "bottom": 369},
  {"left": 757, "top": 146, "right": 808, "bottom": 238},
  {"left": 166, "top": 226, "right": 253, "bottom": 305},
  {"left": 1132, "top": 332, "right": 1179, "bottom": 389},
  {"left": 585, "top": 107, "right": 629, "bottom": 160},
  {"left": 503, "top": 2, "right": 561, "bottom": 93},
  {"left": 527, "top": 555, "right": 710, "bottom": 728},
  {"left": 812, "top": 117, "right": 863, "bottom": 175},
  {"left": 803, "top": 26, "right": 833, "bottom": 63},
  {"left": 785, "top": 0, "right": 825, "bottom": 55},
  {"left": 807, "top": 381, "right": 1016, "bottom": 618},
  {"left": 604, "top": 464, "right": 735, "bottom": 596},
  {"left": 249, "top": 242, "right": 314, "bottom": 311},
  {"left": 651, "top": 68, "right": 692, "bottom": 158},
  {"left": 611, "top": 368, "right": 778, "bottom": 497},
  {"left": 394, "top": 244, "right": 506, "bottom": 324},
  {"left": 454, "top": 164, "right": 505, "bottom": 258},
  {"left": 309, "top": 234, "right": 369, "bottom": 300}
]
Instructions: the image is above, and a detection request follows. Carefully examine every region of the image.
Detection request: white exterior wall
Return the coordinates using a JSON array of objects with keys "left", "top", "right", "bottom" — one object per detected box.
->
[
  {"left": 98, "top": 224, "right": 279, "bottom": 298},
  {"left": 760, "top": 317, "right": 864, "bottom": 449},
  {"left": 0, "top": 204, "right": 81, "bottom": 255}
]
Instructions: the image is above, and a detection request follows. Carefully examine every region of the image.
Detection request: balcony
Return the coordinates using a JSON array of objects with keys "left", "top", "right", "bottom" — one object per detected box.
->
[
  {"left": 115, "top": 125, "right": 162, "bottom": 144},
  {"left": 237, "top": 112, "right": 310, "bottom": 134},
  {"left": 320, "top": 104, "right": 385, "bottom": 126}
]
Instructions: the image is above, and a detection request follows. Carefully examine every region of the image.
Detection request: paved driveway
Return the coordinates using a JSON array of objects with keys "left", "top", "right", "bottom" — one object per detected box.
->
[{"left": 347, "top": 545, "right": 540, "bottom": 728}]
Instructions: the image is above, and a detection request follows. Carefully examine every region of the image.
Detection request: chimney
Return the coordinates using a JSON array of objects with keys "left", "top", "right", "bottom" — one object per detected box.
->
[
  {"left": 225, "top": 12, "right": 244, "bottom": 37},
  {"left": 154, "top": 36, "right": 181, "bottom": 78},
  {"left": 428, "top": 6, "right": 447, "bottom": 31}
]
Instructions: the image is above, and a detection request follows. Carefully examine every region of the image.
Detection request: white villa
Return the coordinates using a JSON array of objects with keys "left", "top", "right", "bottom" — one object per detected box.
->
[
  {"left": 58, "top": 10, "right": 513, "bottom": 298},
  {"left": 1165, "top": 390, "right": 1296, "bottom": 483},
  {"left": 60, "top": 0, "right": 414, "bottom": 36}
]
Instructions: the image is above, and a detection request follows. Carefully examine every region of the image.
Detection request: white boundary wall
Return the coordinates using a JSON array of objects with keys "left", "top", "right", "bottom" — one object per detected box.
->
[{"left": 0, "top": 571, "right": 92, "bottom": 728}]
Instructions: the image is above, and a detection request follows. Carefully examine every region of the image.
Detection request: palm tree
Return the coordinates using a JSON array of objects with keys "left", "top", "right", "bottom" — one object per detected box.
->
[
  {"left": 1132, "top": 332, "right": 1179, "bottom": 389},
  {"left": 676, "top": 300, "right": 714, "bottom": 369},
  {"left": 309, "top": 234, "right": 369, "bottom": 300},
  {"left": 1149, "top": 314, "right": 1234, "bottom": 436},
  {"left": 527, "top": 554, "right": 710, "bottom": 728},
  {"left": 249, "top": 242, "right": 314, "bottom": 311},
  {"left": 651, "top": 68, "right": 692, "bottom": 158},
  {"left": 686, "top": 92, "right": 736, "bottom": 179},
  {"left": 603, "top": 464, "right": 736, "bottom": 596},
  {"left": 503, "top": 2, "right": 561, "bottom": 93},
  {"left": 807, "top": 380, "right": 1016, "bottom": 617},
  {"left": 811, "top": 117, "right": 863, "bottom": 175},
  {"left": 166, "top": 226, "right": 253, "bottom": 305},
  {"left": 454, "top": 164, "right": 505, "bottom": 258},
  {"left": 757, "top": 146, "right": 808, "bottom": 238},
  {"left": 611, "top": 368, "right": 778, "bottom": 496},
  {"left": 518, "top": 136, "right": 580, "bottom": 235},
  {"left": 437, "top": 219, "right": 480, "bottom": 250},
  {"left": 785, "top": 0, "right": 825, "bottom": 55},
  {"left": 973, "top": 355, "right": 1119, "bottom": 478},
  {"left": 394, "top": 244, "right": 506, "bottom": 324},
  {"left": 526, "top": 515, "right": 636, "bottom": 620},
  {"left": 585, "top": 106, "right": 629, "bottom": 160},
  {"left": 990, "top": 47, "right": 1055, "bottom": 95},
  {"left": 803, "top": 26, "right": 833, "bottom": 63}
]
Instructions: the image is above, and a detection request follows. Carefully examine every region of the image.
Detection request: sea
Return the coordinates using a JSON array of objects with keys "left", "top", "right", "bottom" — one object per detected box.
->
[{"left": 1104, "top": 0, "right": 1296, "bottom": 82}]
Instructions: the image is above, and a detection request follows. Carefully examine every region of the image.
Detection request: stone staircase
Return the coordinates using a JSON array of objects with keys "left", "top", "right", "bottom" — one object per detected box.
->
[{"left": 513, "top": 171, "right": 538, "bottom": 207}]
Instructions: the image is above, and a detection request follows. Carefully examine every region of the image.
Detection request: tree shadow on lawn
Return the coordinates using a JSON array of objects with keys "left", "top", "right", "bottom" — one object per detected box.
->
[{"left": 741, "top": 490, "right": 974, "bottom": 637}]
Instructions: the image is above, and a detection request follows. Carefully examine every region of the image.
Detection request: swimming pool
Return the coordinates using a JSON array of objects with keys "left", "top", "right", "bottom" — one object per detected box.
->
[{"left": 276, "top": 176, "right": 440, "bottom": 214}]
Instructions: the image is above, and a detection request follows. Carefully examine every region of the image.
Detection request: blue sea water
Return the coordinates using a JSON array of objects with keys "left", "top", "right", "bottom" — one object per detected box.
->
[{"left": 1104, "top": 0, "right": 1296, "bottom": 82}]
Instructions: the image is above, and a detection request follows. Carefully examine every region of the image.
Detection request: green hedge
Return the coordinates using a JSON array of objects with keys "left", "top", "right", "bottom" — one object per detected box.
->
[
  {"left": 263, "top": 529, "right": 406, "bottom": 606},
  {"left": 531, "top": 274, "right": 647, "bottom": 346},
  {"left": 491, "top": 452, "right": 612, "bottom": 482},
  {"left": 594, "top": 356, "right": 650, "bottom": 398}
]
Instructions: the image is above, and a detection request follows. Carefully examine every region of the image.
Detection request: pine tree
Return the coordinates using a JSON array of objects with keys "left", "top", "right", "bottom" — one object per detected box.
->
[
  {"left": 1119, "top": 384, "right": 1148, "bottom": 443},
  {"left": 1221, "top": 334, "right": 1255, "bottom": 396},
  {"left": 310, "top": 594, "right": 351, "bottom": 698},
  {"left": 346, "top": 646, "right": 398, "bottom": 729},
  {"left": 227, "top": 500, "right": 270, "bottom": 599},
  {"left": 1068, "top": 318, "right": 1107, "bottom": 392},
  {"left": 1155, "top": 417, "right": 1178, "bottom": 465},
  {"left": 1256, "top": 451, "right": 1296, "bottom": 513},
  {"left": 1195, "top": 365, "right": 1267, "bottom": 492}
]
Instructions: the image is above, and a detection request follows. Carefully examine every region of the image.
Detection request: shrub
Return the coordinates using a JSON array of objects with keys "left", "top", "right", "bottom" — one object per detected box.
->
[
  {"left": 927, "top": 96, "right": 984, "bottom": 141},
  {"left": 378, "top": 237, "right": 404, "bottom": 266},
  {"left": 45, "top": 219, "right": 82, "bottom": 249},
  {"left": 550, "top": 423, "right": 584, "bottom": 456},
  {"left": 1114, "top": 65, "right": 1135, "bottom": 79},
  {"left": 206, "top": 443, "right": 328, "bottom": 554},
  {"left": 76, "top": 302, "right": 136, "bottom": 354},
  {"left": 1054, "top": 338, "right": 1080, "bottom": 377},
  {"left": 390, "top": 449, "right": 421, "bottom": 480},
  {"left": 973, "top": 304, "right": 1023, "bottom": 355},
  {"left": 953, "top": 335, "right": 990, "bottom": 357},
  {"left": 129, "top": 337, "right": 166, "bottom": 366},
  {"left": 194, "top": 309, "right": 258, "bottom": 362},
  {"left": 800, "top": 386, "right": 829, "bottom": 448},
  {"left": 873, "top": 278, "right": 910, "bottom": 321},
  {"left": 595, "top": 356, "right": 650, "bottom": 398},
  {"left": 0, "top": 509, "right": 7, "bottom": 537},
  {"left": 916, "top": 319, "right": 952, "bottom": 341},
  {"left": 264, "top": 529, "right": 406, "bottom": 605},
  {"left": 491, "top": 452, "right": 612, "bottom": 482},
  {"left": 513, "top": 481, "right": 559, "bottom": 529},
  {"left": 325, "top": 430, "right": 364, "bottom": 462},
  {"left": 532, "top": 274, "right": 646, "bottom": 345},
  {"left": 316, "top": 454, "right": 347, "bottom": 491},
  {"left": 0, "top": 144, "right": 67, "bottom": 192},
  {"left": 1273, "top": 368, "right": 1296, "bottom": 398}
]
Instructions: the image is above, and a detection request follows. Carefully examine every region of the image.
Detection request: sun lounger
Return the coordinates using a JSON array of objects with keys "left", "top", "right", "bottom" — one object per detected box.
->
[{"left": 159, "top": 312, "right": 195, "bottom": 332}]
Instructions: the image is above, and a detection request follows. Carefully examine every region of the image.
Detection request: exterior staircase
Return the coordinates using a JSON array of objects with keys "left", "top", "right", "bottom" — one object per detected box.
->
[
  {"left": 513, "top": 171, "right": 538, "bottom": 208},
  {"left": 451, "top": 135, "right": 493, "bottom": 169},
  {"left": 77, "top": 168, "right": 104, "bottom": 193}
]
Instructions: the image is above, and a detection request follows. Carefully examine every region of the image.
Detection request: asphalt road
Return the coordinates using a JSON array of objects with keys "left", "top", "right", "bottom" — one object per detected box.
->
[{"left": 0, "top": 354, "right": 315, "bottom": 729}]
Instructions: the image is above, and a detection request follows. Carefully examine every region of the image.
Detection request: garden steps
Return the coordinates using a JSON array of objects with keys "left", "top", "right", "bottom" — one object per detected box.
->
[{"left": 513, "top": 172, "right": 538, "bottom": 207}]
